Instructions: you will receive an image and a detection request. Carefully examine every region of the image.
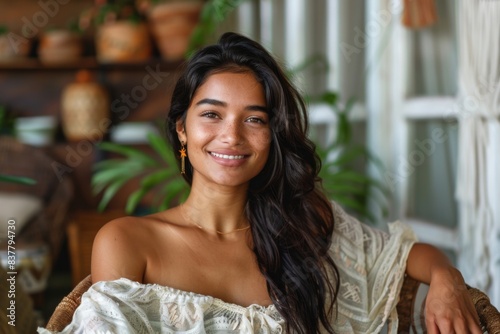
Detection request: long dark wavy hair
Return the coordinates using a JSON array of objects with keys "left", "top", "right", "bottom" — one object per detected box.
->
[{"left": 166, "top": 32, "right": 339, "bottom": 333}]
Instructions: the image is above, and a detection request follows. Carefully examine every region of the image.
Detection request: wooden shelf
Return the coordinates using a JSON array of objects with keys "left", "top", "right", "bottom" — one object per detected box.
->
[{"left": 0, "top": 57, "right": 184, "bottom": 72}]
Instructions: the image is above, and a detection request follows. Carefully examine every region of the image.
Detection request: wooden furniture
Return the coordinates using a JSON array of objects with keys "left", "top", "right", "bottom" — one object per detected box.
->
[
  {"left": 66, "top": 210, "right": 125, "bottom": 287},
  {"left": 46, "top": 274, "right": 500, "bottom": 333}
]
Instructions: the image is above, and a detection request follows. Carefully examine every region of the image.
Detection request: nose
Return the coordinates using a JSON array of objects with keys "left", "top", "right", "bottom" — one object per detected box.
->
[{"left": 220, "top": 118, "right": 243, "bottom": 145}]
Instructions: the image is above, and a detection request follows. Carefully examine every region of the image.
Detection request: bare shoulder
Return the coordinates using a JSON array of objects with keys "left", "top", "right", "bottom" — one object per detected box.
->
[
  {"left": 91, "top": 215, "right": 158, "bottom": 284},
  {"left": 91, "top": 209, "right": 185, "bottom": 284}
]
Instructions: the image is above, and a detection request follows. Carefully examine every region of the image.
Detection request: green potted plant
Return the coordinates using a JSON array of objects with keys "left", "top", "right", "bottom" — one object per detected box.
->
[
  {"left": 313, "top": 92, "right": 388, "bottom": 224},
  {"left": 87, "top": 0, "right": 152, "bottom": 63},
  {"left": 187, "top": 0, "right": 247, "bottom": 53},
  {"left": 92, "top": 131, "right": 189, "bottom": 214}
]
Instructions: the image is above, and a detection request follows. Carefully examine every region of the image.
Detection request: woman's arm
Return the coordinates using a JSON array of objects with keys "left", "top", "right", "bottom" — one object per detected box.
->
[{"left": 406, "top": 243, "right": 482, "bottom": 334}]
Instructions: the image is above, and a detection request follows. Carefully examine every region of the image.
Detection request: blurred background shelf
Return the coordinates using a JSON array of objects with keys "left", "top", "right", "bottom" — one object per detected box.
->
[{"left": 0, "top": 57, "right": 183, "bottom": 71}]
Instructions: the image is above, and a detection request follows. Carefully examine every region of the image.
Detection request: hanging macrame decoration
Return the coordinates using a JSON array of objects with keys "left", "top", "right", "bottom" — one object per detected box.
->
[
  {"left": 402, "top": 0, "right": 438, "bottom": 28},
  {"left": 457, "top": 0, "right": 500, "bottom": 307}
]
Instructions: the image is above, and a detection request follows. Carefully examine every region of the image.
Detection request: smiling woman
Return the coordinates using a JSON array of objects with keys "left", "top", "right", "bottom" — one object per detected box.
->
[{"left": 38, "top": 32, "right": 482, "bottom": 334}]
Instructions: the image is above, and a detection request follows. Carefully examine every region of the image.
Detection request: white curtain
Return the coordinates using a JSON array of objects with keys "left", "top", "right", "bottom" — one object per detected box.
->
[{"left": 456, "top": 0, "right": 500, "bottom": 306}]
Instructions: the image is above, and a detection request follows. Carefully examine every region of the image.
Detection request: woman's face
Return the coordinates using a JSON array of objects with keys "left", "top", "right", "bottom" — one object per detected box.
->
[{"left": 177, "top": 71, "right": 271, "bottom": 188}]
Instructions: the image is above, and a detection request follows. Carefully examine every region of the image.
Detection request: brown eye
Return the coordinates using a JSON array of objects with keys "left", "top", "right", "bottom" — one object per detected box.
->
[
  {"left": 201, "top": 112, "right": 219, "bottom": 119},
  {"left": 246, "top": 117, "right": 267, "bottom": 124}
]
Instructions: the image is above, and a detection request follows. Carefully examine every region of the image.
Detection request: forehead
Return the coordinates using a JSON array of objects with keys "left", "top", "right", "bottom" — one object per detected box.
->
[{"left": 191, "top": 71, "right": 266, "bottom": 104}]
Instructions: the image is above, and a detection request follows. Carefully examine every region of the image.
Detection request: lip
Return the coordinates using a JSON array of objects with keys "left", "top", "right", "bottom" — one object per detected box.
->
[{"left": 208, "top": 150, "right": 250, "bottom": 167}]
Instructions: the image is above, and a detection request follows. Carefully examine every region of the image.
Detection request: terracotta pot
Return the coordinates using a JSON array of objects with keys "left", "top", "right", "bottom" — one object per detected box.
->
[
  {"left": 95, "top": 21, "right": 152, "bottom": 63},
  {"left": 38, "top": 30, "right": 83, "bottom": 65},
  {"left": 148, "top": 1, "right": 203, "bottom": 61},
  {"left": 61, "top": 70, "right": 110, "bottom": 142}
]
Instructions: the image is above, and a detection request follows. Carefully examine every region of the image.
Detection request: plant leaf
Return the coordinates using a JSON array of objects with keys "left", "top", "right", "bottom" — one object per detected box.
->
[
  {"left": 158, "top": 178, "right": 189, "bottom": 211},
  {"left": 97, "top": 178, "right": 129, "bottom": 212},
  {"left": 140, "top": 169, "right": 172, "bottom": 188},
  {"left": 125, "top": 188, "right": 147, "bottom": 215},
  {"left": 91, "top": 162, "right": 147, "bottom": 194},
  {"left": 147, "top": 133, "right": 175, "bottom": 165},
  {"left": 98, "top": 142, "right": 158, "bottom": 167},
  {"left": 0, "top": 174, "right": 36, "bottom": 185}
]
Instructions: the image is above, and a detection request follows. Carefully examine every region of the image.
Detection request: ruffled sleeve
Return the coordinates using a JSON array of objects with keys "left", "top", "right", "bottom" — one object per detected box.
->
[{"left": 329, "top": 201, "right": 417, "bottom": 334}]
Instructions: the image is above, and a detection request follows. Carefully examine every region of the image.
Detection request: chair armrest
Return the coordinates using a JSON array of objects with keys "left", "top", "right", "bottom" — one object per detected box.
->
[{"left": 45, "top": 275, "right": 93, "bottom": 332}]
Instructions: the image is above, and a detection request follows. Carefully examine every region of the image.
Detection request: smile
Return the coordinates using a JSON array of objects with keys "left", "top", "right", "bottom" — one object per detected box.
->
[{"left": 210, "top": 152, "right": 246, "bottom": 160}]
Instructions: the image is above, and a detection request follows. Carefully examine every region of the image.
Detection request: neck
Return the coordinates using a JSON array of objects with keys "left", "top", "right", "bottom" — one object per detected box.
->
[{"left": 181, "top": 178, "right": 250, "bottom": 236}]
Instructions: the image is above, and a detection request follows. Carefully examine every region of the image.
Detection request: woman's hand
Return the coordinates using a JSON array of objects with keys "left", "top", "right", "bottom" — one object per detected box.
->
[
  {"left": 425, "top": 266, "right": 481, "bottom": 333},
  {"left": 406, "top": 243, "right": 482, "bottom": 333}
]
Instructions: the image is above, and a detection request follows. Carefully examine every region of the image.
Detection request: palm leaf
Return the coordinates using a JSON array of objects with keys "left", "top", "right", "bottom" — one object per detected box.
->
[
  {"left": 97, "top": 178, "right": 129, "bottom": 212},
  {"left": 98, "top": 142, "right": 158, "bottom": 167},
  {"left": 92, "top": 160, "right": 149, "bottom": 193},
  {"left": 147, "top": 133, "right": 176, "bottom": 165},
  {"left": 158, "top": 178, "right": 189, "bottom": 211},
  {"left": 126, "top": 188, "right": 148, "bottom": 215}
]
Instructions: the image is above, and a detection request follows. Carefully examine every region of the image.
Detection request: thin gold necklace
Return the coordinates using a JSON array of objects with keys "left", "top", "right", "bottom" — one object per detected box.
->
[{"left": 180, "top": 203, "right": 250, "bottom": 235}]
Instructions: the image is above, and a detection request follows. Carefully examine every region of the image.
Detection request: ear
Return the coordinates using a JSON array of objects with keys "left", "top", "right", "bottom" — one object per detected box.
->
[{"left": 176, "top": 118, "right": 187, "bottom": 144}]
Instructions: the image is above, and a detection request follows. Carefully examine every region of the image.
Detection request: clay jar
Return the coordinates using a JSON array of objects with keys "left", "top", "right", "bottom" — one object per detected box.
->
[
  {"left": 148, "top": 1, "right": 203, "bottom": 61},
  {"left": 61, "top": 70, "right": 110, "bottom": 142}
]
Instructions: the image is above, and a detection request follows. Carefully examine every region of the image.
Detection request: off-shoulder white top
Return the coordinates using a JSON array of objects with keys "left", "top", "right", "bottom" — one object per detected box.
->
[{"left": 38, "top": 203, "right": 417, "bottom": 333}]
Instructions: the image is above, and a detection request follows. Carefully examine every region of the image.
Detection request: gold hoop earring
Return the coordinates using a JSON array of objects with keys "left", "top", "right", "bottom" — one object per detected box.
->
[{"left": 179, "top": 142, "right": 187, "bottom": 175}]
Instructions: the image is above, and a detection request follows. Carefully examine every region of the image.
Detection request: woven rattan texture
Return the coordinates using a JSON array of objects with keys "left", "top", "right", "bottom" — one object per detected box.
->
[{"left": 45, "top": 275, "right": 93, "bottom": 331}]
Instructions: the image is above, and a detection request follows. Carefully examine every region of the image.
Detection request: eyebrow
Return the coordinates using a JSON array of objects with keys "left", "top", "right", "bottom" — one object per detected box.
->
[{"left": 195, "top": 98, "right": 268, "bottom": 113}]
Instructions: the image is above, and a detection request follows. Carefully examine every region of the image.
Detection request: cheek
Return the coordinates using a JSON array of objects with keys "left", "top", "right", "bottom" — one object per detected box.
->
[
  {"left": 260, "top": 129, "right": 272, "bottom": 145},
  {"left": 186, "top": 122, "right": 215, "bottom": 146},
  {"left": 255, "top": 130, "right": 272, "bottom": 157}
]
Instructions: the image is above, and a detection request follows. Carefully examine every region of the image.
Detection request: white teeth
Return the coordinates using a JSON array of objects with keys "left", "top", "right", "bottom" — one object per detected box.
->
[{"left": 210, "top": 152, "right": 245, "bottom": 159}]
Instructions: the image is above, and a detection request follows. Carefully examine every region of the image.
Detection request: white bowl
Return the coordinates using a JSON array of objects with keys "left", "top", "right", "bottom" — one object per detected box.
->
[
  {"left": 15, "top": 115, "right": 57, "bottom": 147},
  {"left": 110, "top": 122, "right": 159, "bottom": 144}
]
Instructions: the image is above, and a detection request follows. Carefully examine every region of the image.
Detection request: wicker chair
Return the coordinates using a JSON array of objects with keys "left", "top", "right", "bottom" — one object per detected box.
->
[
  {"left": 46, "top": 275, "right": 500, "bottom": 333},
  {"left": 45, "top": 275, "right": 93, "bottom": 332}
]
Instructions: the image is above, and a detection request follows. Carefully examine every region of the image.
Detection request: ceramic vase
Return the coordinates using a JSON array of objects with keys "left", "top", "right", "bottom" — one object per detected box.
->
[{"left": 61, "top": 70, "right": 110, "bottom": 142}]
